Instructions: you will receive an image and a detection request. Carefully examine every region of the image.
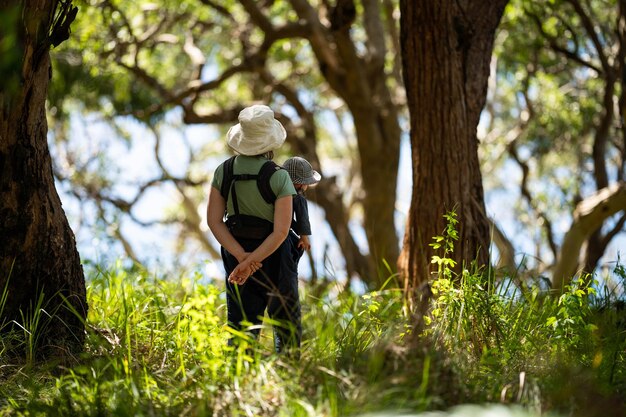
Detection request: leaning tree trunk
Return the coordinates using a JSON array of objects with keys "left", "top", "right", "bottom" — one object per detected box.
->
[
  {"left": 552, "top": 182, "right": 626, "bottom": 291},
  {"left": 0, "top": 0, "right": 86, "bottom": 356},
  {"left": 398, "top": 0, "right": 508, "bottom": 299}
]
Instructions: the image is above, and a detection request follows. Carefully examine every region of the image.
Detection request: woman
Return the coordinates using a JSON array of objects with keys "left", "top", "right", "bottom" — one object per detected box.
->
[{"left": 207, "top": 104, "right": 300, "bottom": 353}]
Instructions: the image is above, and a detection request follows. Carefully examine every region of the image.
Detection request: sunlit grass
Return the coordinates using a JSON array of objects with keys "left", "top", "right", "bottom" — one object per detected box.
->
[{"left": 0, "top": 241, "right": 625, "bottom": 416}]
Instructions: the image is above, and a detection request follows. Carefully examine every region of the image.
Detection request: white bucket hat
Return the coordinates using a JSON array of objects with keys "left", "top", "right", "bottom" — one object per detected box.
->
[{"left": 227, "top": 105, "right": 287, "bottom": 156}]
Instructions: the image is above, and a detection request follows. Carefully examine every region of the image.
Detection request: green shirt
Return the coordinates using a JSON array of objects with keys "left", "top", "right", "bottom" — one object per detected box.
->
[{"left": 211, "top": 155, "right": 296, "bottom": 222}]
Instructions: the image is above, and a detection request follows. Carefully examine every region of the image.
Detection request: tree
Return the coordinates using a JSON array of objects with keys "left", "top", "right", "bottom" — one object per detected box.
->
[
  {"left": 484, "top": 0, "right": 626, "bottom": 290},
  {"left": 49, "top": 0, "right": 406, "bottom": 287},
  {"left": 0, "top": 0, "right": 86, "bottom": 354},
  {"left": 47, "top": 1, "right": 626, "bottom": 296},
  {"left": 398, "top": 0, "right": 508, "bottom": 297}
]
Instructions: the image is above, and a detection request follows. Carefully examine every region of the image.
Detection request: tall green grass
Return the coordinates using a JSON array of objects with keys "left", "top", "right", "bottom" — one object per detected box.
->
[
  {"left": 0, "top": 225, "right": 624, "bottom": 416},
  {"left": 423, "top": 211, "right": 626, "bottom": 416},
  {"left": 0, "top": 261, "right": 417, "bottom": 416}
]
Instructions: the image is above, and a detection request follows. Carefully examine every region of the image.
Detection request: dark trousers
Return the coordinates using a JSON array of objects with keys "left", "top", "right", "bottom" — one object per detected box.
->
[{"left": 222, "top": 233, "right": 301, "bottom": 352}]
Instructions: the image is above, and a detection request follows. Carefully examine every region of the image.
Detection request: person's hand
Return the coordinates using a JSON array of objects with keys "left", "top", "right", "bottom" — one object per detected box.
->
[
  {"left": 228, "top": 257, "right": 262, "bottom": 285},
  {"left": 298, "top": 235, "right": 311, "bottom": 251},
  {"left": 240, "top": 253, "right": 262, "bottom": 274}
]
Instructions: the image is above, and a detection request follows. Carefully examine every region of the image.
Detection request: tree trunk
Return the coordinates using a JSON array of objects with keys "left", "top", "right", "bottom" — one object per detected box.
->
[
  {"left": 398, "top": 0, "right": 507, "bottom": 298},
  {"left": 350, "top": 103, "right": 402, "bottom": 280},
  {"left": 291, "top": 0, "right": 403, "bottom": 286},
  {"left": 0, "top": 0, "right": 86, "bottom": 356},
  {"left": 552, "top": 182, "right": 626, "bottom": 291},
  {"left": 325, "top": 33, "right": 402, "bottom": 287},
  {"left": 582, "top": 229, "right": 608, "bottom": 278},
  {"left": 312, "top": 178, "right": 373, "bottom": 282}
]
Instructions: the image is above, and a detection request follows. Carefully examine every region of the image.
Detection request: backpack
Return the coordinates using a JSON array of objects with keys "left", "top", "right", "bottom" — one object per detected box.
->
[
  {"left": 219, "top": 156, "right": 282, "bottom": 239},
  {"left": 219, "top": 155, "right": 281, "bottom": 205}
]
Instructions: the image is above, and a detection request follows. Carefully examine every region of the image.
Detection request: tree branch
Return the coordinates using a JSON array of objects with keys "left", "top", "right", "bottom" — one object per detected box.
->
[
  {"left": 382, "top": 0, "right": 404, "bottom": 94},
  {"left": 362, "top": 0, "right": 386, "bottom": 72},
  {"left": 600, "top": 214, "right": 626, "bottom": 249},
  {"left": 131, "top": 61, "right": 250, "bottom": 120},
  {"left": 239, "top": 0, "right": 274, "bottom": 33},
  {"left": 116, "top": 61, "right": 173, "bottom": 102},
  {"left": 288, "top": 0, "right": 343, "bottom": 74},
  {"left": 182, "top": 106, "right": 244, "bottom": 124},
  {"left": 198, "top": 0, "right": 234, "bottom": 19},
  {"left": 527, "top": 10, "right": 602, "bottom": 75},
  {"left": 150, "top": 124, "right": 220, "bottom": 258},
  {"left": 592, "top": 74, "right": 616, "bottom": 190},
  {"left": 565, "top": 0, "right": 612, "bottom": 74},
  {"left": 552, "top": 181, "right": 626, "bottom": 290},
  {"left": 507, "top": 140, "right": 559, "bottom": 260}
]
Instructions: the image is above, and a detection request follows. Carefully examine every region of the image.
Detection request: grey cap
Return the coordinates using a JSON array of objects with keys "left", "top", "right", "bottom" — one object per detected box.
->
[{"left": 283, "top": 156, "right": 321, "bottom": 185}]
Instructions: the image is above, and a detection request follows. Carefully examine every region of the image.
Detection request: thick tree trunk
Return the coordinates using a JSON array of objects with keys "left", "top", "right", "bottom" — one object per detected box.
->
[
  {"left": 292, "top": 0, "right": 403, "bottom": 286},
  {"left": 0, "top": 1, "right": 86, "bottom": 355},
  {"left": 398, "top": 0, "right": 507, "bottom": 298},
  {"left": 351, "top": 103, "right": 402, "bottom": 279},
  {"left": 325, "top": 34, "right": 402, "bottom": 287}
]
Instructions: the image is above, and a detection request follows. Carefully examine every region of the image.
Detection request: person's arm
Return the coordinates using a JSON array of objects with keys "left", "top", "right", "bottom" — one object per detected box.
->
[
  {"left": 207, "top": 186, "right": 247, "bottom": 262},
  {"left": 293, "top": 194, "right": 312, "bottom": 236},
  {"left": 293, "top": 194, "right": 312, "bottom": 250},
  {"left": 228, "top": 195, "right": 293, "bottom": 285}
]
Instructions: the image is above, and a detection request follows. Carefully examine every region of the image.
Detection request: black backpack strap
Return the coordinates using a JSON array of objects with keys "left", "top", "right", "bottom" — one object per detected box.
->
[
  {"left": 220, "top": 156, "right": 237, "bottom": 200},
  {"left": 257, "top": 161, "right": 281, "bottom": 204},
  {"left": 221, "top": 156, "right": 280, "bottom": 211}
]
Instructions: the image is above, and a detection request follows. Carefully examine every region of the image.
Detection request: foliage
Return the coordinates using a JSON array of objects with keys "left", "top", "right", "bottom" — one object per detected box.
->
[
  {"left": 484, "top": 0, "right": 626, "bottom": 278},
  {"left": 1, "top": 253, "right": 625, "bottom": 416},
  {"left": 429, "top": 210, "right": 459, "bottom": 281},
  {"left": 45, "top": 0, "right": 626, "bottom": 288},
  {"left": 425, "top": 212, "right": 626, "bottom": 415},
  {"left": 0, "top": 263, "right": 414, "bottom": 416},
  {"left": 47, "top": 0, "right": 404, "bottom": 283}
]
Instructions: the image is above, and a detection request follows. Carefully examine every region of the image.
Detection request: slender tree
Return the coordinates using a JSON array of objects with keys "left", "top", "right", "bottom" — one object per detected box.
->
[
  {"left": 0, "top": 0, "right": 86, "bottom": 355},
  {"left": 398, "top": 1, "right": 508, "bottom": 298}
]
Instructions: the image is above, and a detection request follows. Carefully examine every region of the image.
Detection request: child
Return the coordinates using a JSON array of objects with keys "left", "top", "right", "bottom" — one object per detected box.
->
[{"left": 282, "top": 157, "right": 321, "bottom": 256}]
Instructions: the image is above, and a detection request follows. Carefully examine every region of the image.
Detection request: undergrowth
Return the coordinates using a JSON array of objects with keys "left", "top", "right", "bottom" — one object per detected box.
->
[{"left": 0, "top": 215, "right": 624, "bottom": 416}]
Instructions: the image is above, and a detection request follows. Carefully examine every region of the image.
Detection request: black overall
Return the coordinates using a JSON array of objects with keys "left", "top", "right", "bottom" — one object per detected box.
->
[
  {"left": 221, "top": 160, "right": 301, "bottom": 353},
  {"left": 222, "top": 236, "right": 301, "bottom": 352}
]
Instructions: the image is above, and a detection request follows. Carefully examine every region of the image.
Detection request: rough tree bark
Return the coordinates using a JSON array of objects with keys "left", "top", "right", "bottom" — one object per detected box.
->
[
  {"left": 398, "top": 0, "right": 508, "bottom": 299},
  {"left": 0, "top": 0, "right": 86, "bottom": 355}
]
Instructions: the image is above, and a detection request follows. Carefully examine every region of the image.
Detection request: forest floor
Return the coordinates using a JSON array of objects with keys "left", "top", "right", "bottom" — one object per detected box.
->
[{"left": 0, "top": 259, "right": 625, "bottom": 417}]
